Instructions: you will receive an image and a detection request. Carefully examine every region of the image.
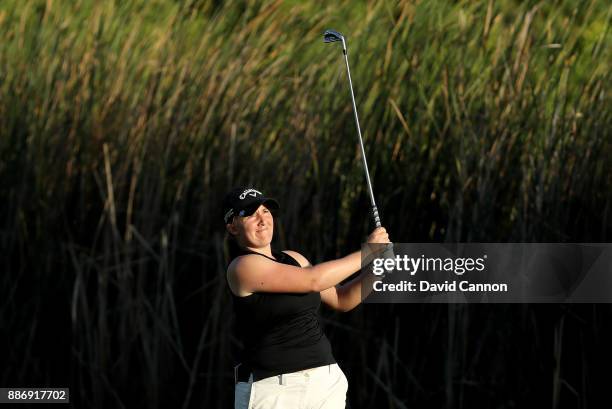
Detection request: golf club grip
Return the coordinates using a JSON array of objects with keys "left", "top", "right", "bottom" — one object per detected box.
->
[{"left": 372, "top": 206, "right": 381, "bottom": 228}]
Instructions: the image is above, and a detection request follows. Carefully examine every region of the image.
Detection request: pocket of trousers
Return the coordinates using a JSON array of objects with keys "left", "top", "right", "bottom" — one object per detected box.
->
[{"left": 335, "top": 365, "right": 349, "bottom": 393}]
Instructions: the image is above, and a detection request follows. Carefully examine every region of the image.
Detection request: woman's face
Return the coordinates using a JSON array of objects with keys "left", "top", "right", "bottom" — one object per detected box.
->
[{"left": 228, "top": 204, "right": 274, "bottom": 249}]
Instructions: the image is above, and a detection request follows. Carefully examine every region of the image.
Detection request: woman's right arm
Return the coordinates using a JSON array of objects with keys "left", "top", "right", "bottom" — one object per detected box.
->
[{"left": 227, "top": 228, "right": 389, "bottom": 296}]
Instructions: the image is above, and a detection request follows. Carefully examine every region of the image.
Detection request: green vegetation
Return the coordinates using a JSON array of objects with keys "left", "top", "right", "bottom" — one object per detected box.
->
[{"left": 1, "top": 0, "right": 610, "bottom": 407}]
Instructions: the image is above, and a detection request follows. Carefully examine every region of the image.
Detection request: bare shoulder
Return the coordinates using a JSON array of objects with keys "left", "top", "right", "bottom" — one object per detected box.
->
[
  {"left": 281, "top": 250, "right": 311, "bottom": 267},
  {"left": 228, "top": 254, "right": 269, "bottom": 278},
  {"left": 226, "top": 254, "right": 268, "bottom": 297},
  {"left": 228, "top": 252, "right": 316, "bottom": 294}
]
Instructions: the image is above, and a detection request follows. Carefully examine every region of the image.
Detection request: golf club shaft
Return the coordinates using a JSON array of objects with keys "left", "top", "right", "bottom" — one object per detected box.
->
[{"left": 342, "top": 51, "right": 381, "bottom": 228}]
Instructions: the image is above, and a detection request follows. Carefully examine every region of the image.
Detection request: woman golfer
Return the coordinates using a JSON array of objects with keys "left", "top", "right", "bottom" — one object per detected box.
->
[{"left": 224, "top": 186, "right": 390, "bottom": 409}]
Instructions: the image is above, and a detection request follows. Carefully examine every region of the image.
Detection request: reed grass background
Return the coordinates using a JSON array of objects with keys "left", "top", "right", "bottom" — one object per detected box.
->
[{"left": 1, "top": 0, "right": 610, "bottom": 407}]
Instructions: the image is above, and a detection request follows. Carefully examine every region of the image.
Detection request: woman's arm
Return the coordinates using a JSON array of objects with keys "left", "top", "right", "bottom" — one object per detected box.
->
[
  {"left": 227, "top": 228, "right": 389, "bottom": 297},
  {"left": 283, "top": 231, "right": 390, "bottom": 312},
  {"left": 320, "top": 268, "right": 383, "bottom": 312},
  {"left": 227, "top": 249, "right": 362, "bottom": 296},
  {"left": 286, "top": 249, "right": 383, "bottom": 312}
]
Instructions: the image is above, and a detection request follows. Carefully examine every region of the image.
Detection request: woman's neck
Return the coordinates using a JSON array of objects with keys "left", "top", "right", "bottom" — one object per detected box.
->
[{"left": 245, "top": 245, "right": 274, "bottom": 259}]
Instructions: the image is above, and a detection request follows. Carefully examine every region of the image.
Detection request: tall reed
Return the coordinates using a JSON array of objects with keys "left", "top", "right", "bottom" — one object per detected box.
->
[{"left": 1, "top": 0, "right": 610, "bottom": 407}]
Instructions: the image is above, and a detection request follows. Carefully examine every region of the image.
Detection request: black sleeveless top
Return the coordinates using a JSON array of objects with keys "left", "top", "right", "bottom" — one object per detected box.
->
[{"left": 229, "top": 249, "right": 336, "bottom": 380}]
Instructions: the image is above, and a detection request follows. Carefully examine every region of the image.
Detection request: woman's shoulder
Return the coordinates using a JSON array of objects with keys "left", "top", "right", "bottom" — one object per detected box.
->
[
  {"left": 227, "top": 253, "right": 260, "bottom": 273},
  {"left": 280, "top": 250, "right": 311, "bottom": 267},
  {"left": 226, "top": 251, "right": 310, "bottom": 296},
  {"left": 226, "top": 254, "right": 264, "bottom": 297}
]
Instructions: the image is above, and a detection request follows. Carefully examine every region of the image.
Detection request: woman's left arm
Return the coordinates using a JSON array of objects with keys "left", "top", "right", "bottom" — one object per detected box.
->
[
  {"left": 283, "top": 250, "right": 381, "bottom": 312},
  {"left": 322, "top": 269, "right": 381, "bottom": 312}
]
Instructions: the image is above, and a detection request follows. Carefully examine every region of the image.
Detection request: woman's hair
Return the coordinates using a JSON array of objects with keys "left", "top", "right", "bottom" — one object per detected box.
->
[{"left": 224, "top": 231, "right": 244, "bottom": 266}]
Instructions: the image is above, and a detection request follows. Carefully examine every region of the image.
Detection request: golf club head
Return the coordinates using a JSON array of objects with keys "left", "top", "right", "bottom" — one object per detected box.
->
[{"left": 323, "top": 29, "right": 344, "bottom": 44}]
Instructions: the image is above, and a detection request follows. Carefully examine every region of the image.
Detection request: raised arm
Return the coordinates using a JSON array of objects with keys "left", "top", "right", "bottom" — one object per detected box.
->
[
  {"left": 320, "top": 264, "right": 383, "bottom": 312},
  {"left": 227, "top": 250, "right": 362, "bottom": 297},
  {"left": 227, "top": 227, "right": 389, "bottom": 297},
  {"left": 319, "top": 228, "right": 390, "bottom": 312}
]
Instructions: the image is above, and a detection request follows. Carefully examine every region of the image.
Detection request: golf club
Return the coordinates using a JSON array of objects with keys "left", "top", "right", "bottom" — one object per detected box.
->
[{"left": 323, "top": 29, "right": 381, "bottom": 228}]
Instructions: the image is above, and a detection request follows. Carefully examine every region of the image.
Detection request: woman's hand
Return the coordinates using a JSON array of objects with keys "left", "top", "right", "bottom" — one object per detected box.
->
[
  {"left": 364, "top": 227, "right": 392, "bottom": 262},
  {"left": 367, "top": 227, "right": 390, "bottom": 244}
]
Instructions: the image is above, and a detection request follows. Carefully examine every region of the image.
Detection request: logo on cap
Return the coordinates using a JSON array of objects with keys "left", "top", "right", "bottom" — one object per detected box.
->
[{"left": 239, "top": 189, "right": 262, "bottom": 200}]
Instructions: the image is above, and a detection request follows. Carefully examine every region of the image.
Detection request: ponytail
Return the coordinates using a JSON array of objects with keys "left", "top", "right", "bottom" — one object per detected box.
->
[{"left": 224, "top": 233, "right": 244, "bottom": 267}]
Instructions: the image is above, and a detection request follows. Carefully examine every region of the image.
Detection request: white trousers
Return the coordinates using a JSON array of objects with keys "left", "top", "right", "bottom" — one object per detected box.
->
[{"left": 235, "top": 363, "right": 348, "bottom": 409}]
